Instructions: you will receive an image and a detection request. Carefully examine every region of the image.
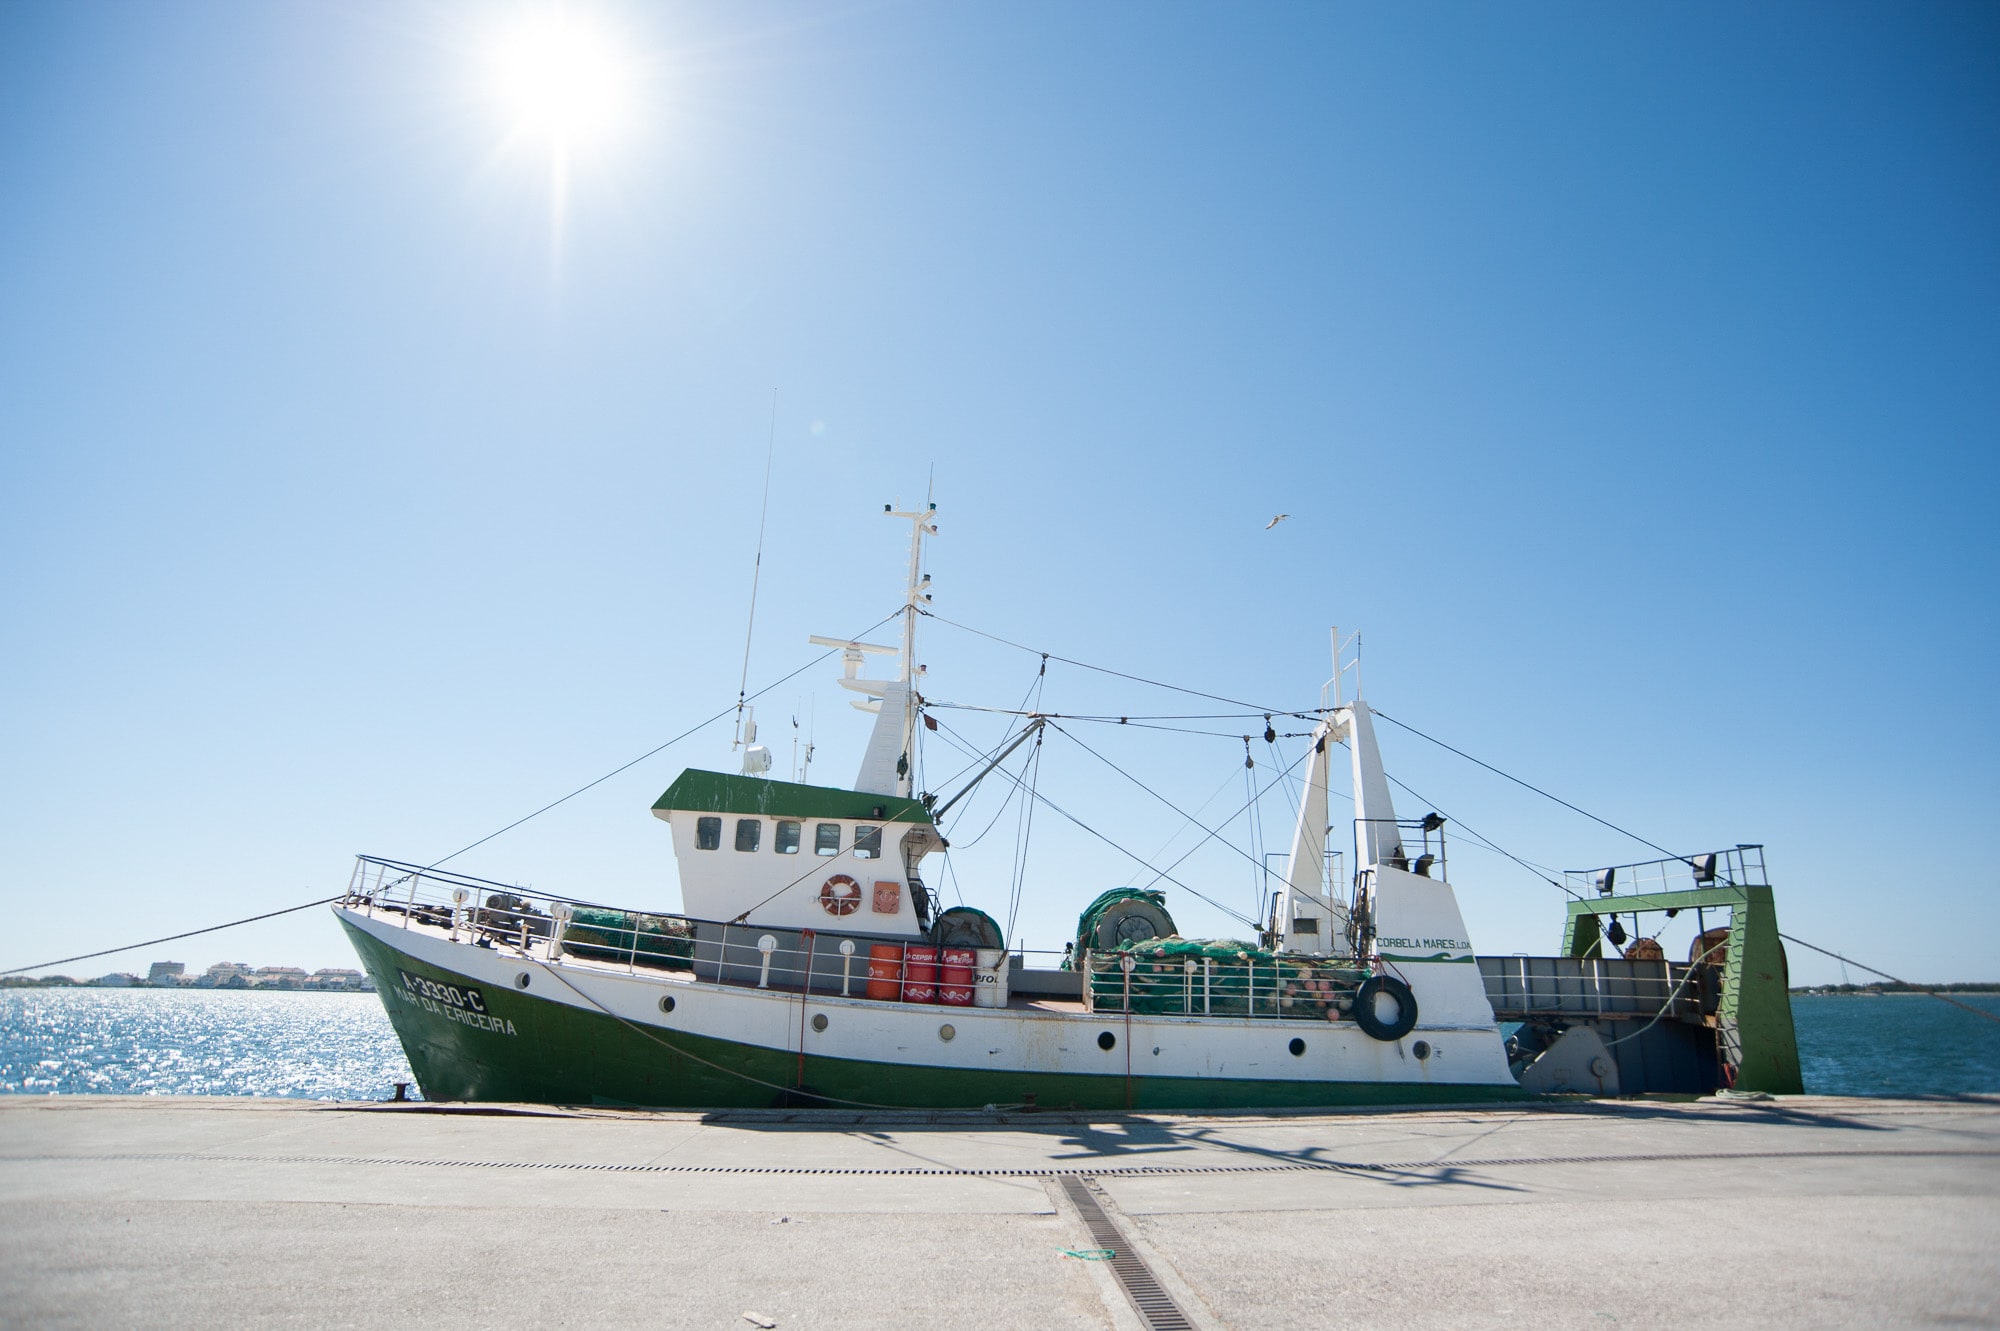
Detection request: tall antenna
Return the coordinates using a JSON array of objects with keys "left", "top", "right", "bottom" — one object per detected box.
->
[{"left": 733, "top": 392, "right": 779, "bottom": 751}]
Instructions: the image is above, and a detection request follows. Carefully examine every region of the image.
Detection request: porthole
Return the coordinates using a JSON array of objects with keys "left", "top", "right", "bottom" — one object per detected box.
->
[
  {"left": 938, "top": 1023, "right": 956, "bottom": 1042},
  {"left": 1412, "top": 1039, "right": 1432, "bottom": 1061},
  {"left": 658, "top": 995, "right": 676, "bottom": 1014},
  {"left": 515, "top": 972, "right": 531, "bottom": 990},
  {"left": 1288, "top": 1037, "right": 1305, "bottom": 1057},
  {"left": 811, "top": 1014, "right": 828, "bottom": 1033},
  {"left": 1097, "top": 1031, "right": 1116, "bottom": 1051}
]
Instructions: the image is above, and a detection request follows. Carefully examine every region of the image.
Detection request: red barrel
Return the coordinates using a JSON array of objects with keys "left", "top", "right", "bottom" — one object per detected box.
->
[
  {"left": 938, "top": 947, "right": 975, "bottom": 1006},
  {"left": 865, "top": 943, "right": 904, "bottom": 1001},
  {"left": 903, "top": 944, "right": 939, "bottom": 1003}
]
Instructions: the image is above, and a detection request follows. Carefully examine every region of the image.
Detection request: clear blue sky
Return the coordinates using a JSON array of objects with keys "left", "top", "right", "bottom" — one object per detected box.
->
[{"left": 3, "top": 1, "right": 1996, "bottom": 984}]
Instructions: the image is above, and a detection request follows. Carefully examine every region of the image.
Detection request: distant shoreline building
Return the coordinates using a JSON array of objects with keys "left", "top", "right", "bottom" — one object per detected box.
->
[{"left": 1, "top": 961, "right": 374, "bottom": 992}]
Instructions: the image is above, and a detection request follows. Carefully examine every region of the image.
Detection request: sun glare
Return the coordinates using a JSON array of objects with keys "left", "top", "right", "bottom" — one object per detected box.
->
[{"left": 485, "top": 8, "right": 635, "bottom": 153}]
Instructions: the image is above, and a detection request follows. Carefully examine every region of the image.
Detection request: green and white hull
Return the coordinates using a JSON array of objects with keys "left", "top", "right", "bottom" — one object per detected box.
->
[{"left": 339, "top": 906, "right": 1522, "bottom": 1111}]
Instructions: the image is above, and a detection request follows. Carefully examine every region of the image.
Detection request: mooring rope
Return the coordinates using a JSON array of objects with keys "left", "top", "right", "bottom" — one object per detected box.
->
[
  {"left": 1780, "top": 933, "right": 2000, "bottom": 1026},
  {"left": 0, "top": 897, "right": 341, "bottom": 977}
]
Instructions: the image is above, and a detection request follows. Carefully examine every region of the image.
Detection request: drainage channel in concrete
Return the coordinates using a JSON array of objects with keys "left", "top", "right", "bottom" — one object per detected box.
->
[{"left": 1058, "top": 1175, "right": 1195, "bottom": 1331}]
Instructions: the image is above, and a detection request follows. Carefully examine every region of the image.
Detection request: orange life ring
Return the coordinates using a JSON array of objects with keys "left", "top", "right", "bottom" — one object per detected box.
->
[{"left": 818, "top": 874, "right": 862, "bottom": 917}]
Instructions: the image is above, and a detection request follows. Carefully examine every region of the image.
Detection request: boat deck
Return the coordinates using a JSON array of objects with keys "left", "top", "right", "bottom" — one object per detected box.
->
[
  {"left": 521, "top": 940, "right": 1098, "bottom": 1014},
  {"left": 361, "top": 902, "right": 1105, "bottom": 1017}
]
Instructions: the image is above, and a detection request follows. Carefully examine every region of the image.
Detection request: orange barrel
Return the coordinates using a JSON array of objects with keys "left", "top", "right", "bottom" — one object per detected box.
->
[
  {"left": 903, "top": 945, "right": 939, "bottom": 1003},
  {"left": 939, "top": 947, "right": 976, "bottom": 1006},
  {"left": 865, "top": 943, "right": 905, "bottom": 1001}
]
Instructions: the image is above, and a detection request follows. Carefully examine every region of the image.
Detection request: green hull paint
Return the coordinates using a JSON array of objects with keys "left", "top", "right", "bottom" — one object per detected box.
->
[{"left": 343, "top": 919, "right": 1524, "bottom": 1112}]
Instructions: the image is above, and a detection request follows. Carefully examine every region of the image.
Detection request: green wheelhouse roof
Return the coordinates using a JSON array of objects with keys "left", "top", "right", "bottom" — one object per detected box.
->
[{"left": 652, "top": 770, "right": 933, "bottom": 825}]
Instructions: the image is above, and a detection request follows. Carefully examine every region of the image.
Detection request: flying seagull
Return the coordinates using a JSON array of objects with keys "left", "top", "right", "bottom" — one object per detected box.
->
[{"left": 1264, "top": 513, "right": 1290, "bottom": 530}]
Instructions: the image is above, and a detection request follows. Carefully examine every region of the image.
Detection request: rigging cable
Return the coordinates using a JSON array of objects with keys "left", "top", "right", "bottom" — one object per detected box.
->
[
  {"left": 1044, "top": 721, "right": 1308, "bottom": 887},
  {"left": 1, "top": 898, "right": 341, "bottom": 977},
  {"left": 6, "top": 608, "right": 908, "bottom": 977},
  {"left": 1002, "top": 726, "right": 1045, "bottom": 945},
  {"left": 1371, "top": 708, "right": 1689, "bottom": 865},
  {"left": 1142, "top": 766, "right": 1245, "bottom": 873},
  {"left": 1780, "top": 934, "right": 2000, "bottom": 1026},
  {"left": 925, "top": 699, "right": 1316, "bottom": 741},
  {"left": 1134, "top": 743, "right": 1312, "bottom": 910},
  {"left": 926, "top": 717, "right": 1263, "bottom": 928},
  {"left": 1266, "top": 727, "right": 1302, "bottom": 823},
  {"left": 920, "top": 610, "right": 1313, "bottom": 720},
  {"left": 938, "top": 751, "right": 1028, "bottom": 850},
  {"left": 419, "top": 606, "right": 902, "bottom": 874},
  {"left": 925, "top": 658, "right": 1048, "bottom": 808},
  {"left": 1243, "top": 740, "right": 1264, "bottom": 926},
  {"left": 731, "top": 392, "right": 780, "bottom": 749},
  {"left": 1371, "top": 762, "right": 1591, "bottom": 906},
  {"left": 929, "top": 659, "right": 1048, "bottom": 847}
]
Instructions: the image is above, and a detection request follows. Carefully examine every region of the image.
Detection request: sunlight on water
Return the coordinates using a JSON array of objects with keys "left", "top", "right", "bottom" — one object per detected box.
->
[{"left": 0, "top": 988, "right": 414, "bottom": 1100}]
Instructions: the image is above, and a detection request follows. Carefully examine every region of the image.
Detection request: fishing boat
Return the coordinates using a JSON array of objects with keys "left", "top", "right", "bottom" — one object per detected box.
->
[{"left": 336, "top": 506, "right": 1801, "bottom": 1109}]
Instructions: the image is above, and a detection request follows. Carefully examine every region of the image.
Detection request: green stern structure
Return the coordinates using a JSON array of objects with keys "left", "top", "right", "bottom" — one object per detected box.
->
[{"left": 1561, "top": 849, "right": 1802, "bottom": 1095}]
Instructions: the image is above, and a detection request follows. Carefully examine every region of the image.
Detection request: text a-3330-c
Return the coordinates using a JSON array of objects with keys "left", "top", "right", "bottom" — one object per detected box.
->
[{"left": 396, "top": 969, "right": 518, "bottom": 1036}]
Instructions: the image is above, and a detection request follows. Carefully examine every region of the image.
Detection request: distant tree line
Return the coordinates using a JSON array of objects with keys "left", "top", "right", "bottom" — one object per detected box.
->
[{"left": 1792, "top": 982, "right": 2000, "bottom": 995}]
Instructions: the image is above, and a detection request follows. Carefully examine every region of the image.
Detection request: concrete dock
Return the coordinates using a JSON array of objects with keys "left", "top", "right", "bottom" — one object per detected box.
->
[{"left": 3, "top": 1095, "right": 1996, "bottom": 1328}]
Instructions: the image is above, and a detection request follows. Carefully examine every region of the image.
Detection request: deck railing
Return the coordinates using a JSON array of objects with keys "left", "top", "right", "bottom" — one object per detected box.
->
[
  {"left": 1079, "top": 947, "right": 1366, "bottom": 1021},
  {"left": 344, "top": 856, "right": 1015, "bottom": 1005},
  {"left": 1477, "top": 954, "right": 1711, "bottom": 1022},
  {"left": 1563, "top": 845, "right": 1768, "bottom": 902}
]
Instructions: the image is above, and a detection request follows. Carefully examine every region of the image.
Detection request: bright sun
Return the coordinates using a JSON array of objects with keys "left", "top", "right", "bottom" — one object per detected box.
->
[{"left": 485, "top": 7, "right": 635, "bottom": 153}]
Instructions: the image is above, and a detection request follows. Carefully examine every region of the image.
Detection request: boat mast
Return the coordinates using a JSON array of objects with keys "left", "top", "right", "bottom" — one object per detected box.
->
[{"left": 884, "top": 500, "right": 936, "bottom": 798}]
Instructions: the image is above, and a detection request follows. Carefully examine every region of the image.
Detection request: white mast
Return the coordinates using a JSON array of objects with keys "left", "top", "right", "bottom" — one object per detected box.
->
[
  {"left": 809, "top": 501, "right": 935, "bottom": 797},
  {"left": 884, "top": 500, "right": 936, "bottom": 798},
  {"left": 1344, "top": 701, "right": 1403, "bottom": 871},
  {"left": 1275, "top": 718, "right": 1351, "bottom": 954}
]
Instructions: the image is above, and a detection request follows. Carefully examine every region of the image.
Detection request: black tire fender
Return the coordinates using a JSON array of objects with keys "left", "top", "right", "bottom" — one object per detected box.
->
[{"left": 1353, "top": 975, "right": 1418, "bottom": 1042}]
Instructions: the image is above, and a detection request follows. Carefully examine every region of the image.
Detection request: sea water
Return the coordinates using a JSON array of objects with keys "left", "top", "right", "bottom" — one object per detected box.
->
[
  {"left": 1, "top": 987, "right": 1994, "bottom": 1101},
  {"left": 0, "top": 988, "right": 413, "bottom": 1100},
  {"left": 1792, "top": 992, "right": 2000, "bottom": 1098}
]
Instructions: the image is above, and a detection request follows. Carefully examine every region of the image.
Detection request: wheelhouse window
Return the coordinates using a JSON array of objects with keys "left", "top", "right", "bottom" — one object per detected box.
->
[
  {"left": 775, "top": 821, "right": 801, "bottom": 855},
  {"left": 854, "top": 825, "right": 882, "bottom": 860},
  {"left": 695, "top": 817, "right": 722, "bottom": 850},
  {"left": 814, "top": 823, "right": 842, "bottom": 857},
  {"left": 735, "top": 819, "right": 761, "bottom": 852}
]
